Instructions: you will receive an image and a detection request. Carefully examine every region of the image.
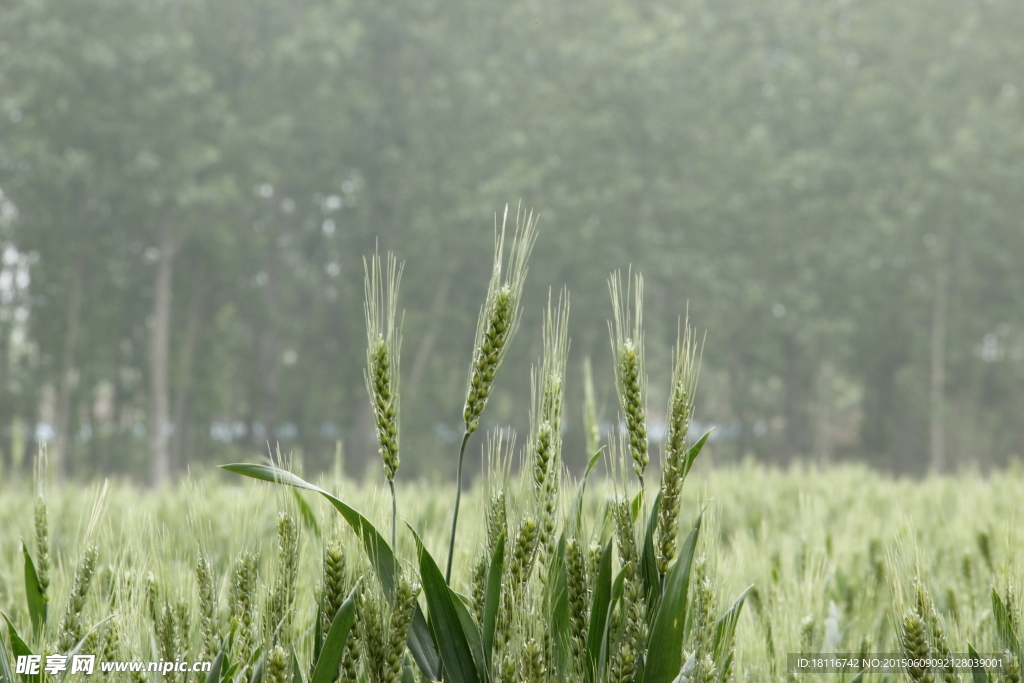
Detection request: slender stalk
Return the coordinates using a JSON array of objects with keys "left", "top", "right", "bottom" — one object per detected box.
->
[
  {"left": 446, "top": 430, "right": 472, "bottom": 584},
  {"left": 389, "top": 478, "right": 397, "bottom": 551}
]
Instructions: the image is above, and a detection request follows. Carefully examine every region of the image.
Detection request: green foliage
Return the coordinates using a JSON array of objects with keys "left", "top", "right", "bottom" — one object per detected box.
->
[{"left": 3, "top": 0, "right": 1024, "bottom": 484}]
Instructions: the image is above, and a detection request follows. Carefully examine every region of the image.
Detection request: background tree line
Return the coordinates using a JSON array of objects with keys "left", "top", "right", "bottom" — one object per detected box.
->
[{"left": 1, "top": 0, "right": 1022, "bottom": 484}]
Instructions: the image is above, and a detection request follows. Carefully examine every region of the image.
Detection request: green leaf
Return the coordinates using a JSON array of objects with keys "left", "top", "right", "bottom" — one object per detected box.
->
[
  {"left": 846, "top": 673, "right": 865, "bottom": 683},
  {"left": 992, "top": 587, "right": 1023, "bottom": 664},
  {"left": 290, "top": 645, "right": 306, "bottom": 683},
  {"left": 313, "top": 597, "right": 323, "bottom": 668},
  {"left": 640, "top": 493, "right": 662, "bottom": 616},
  {"left": 310, "top": 584, "right": 359, "bottom": 683},
  {"left": 967, "top": 643, "right": 989, "bottom": 683},
  {"left": 584, "top": 538, "right": 614, "bottom": 683},
  {"left": 597, "top": 564, "right": 629, "bottom": 683},
  {"left": 21, "top": 543, "right": 45, "bottom": 640},
  {"left": 221, "top": 463, "right": 441, "bottom": 679},
  {"left": 547, "top": 534, "right": 570, "bottom": 683},
  {"left": 569, "top": 449, "right": 605, "bottom": 537},
  {"left": 642, "top": 512, "right": 703, "bottom": 683},
  {"left": 2, "top": 612, "right": 37, "bottom": 683},
  {"left": 0, "top": 627, "right": 14, "bottom": 683},
  {"left": 631, "top": 488, "right": 645, "bottom": 523},
  {"left": 482, "top": 533, "right": 505, "bottom": 670},
  {"left": 680, "top": 431, "right": 711, "bottom": 482},
  {"left": 711, "top": 585, "right": 752, "bottom": 669},
  {"left": 292, "top": 488, "right": 321, "bottom": 539},
  {"left": 204, "top": 651, "right": 225, "bottom": 683},
  {"left": 402, "top": 661, "right": 416, "bottom": 683},
  {"left": 408, "top": 525, "right": 483, "bottom": 683},
  {"left": 248, "top": 652, "right": 265, "bottom": 683}
]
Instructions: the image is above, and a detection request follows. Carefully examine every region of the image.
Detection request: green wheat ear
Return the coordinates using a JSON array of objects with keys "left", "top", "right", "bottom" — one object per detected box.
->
[
  {"left": 462, "top": 205, "right": 538, "bottom": 435},
  {"left": 363, "top": 248, "right": 404, "bottom": 550},
  {"left": 33, "top": 449, "right": 51, "bottom": 610},
  {"left": 447, "top": 204, "right": 537, "bottom": 583},
  {"left": 57, "top": 544, "right": 99, "bottom": 651},
  {"left": 657, "top": 317, "right": 703, "bottom": 575},
  {"left": 608, "top": 269, "right": 648, "bottom": 486},
  {"left": 530, "top": 289, "right": 569, "bottom": 564}
]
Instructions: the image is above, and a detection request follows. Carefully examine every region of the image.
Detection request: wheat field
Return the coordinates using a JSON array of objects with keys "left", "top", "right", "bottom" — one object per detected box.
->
[
  {"left": 2, "top": 210, "right": 1022, "bottom": 682},
  {"left": 1, "top": 462, "right": 1022, "bottom": 682}
]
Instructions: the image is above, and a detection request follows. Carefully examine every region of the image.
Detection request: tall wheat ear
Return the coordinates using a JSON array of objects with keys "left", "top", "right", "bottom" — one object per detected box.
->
[
  {"left": 363, "top": 248, "right": 404, "bottom": 550},
  {"left": 447, "top": 204, "right": 538, "bottom": 583},
  {"left": 608, "top": 269, "right": 649, "bottom": 488}
]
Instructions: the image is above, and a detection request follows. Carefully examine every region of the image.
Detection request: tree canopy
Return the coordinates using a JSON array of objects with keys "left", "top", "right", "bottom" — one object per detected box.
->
[{"left": 1, "top": 0, "right": 1022, "bottom": 483}]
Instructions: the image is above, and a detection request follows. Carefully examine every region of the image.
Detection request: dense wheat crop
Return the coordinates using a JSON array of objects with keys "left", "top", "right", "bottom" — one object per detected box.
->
[
  {"left": 2, "top": 464, "right": 1024, "bottom": 681},
  {"left": 3, "top": 209, "right": 1022, "bottom": 682}
]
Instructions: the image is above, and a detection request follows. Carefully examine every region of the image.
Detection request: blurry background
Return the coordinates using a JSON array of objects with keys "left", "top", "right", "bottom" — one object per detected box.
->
[{"left": 0, "top": 0, "right": 1022, "bottom": 484}]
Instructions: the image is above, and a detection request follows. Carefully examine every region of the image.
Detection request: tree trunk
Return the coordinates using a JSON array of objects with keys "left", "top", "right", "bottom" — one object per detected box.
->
[
  {"left": 929, "top": 226, "right": 950, "bottom": 475},
  {"left": 407, "top": 274, "right": 451, "bottom": 399},
  {"left": 0, "top": 317, "right": 10, "bottom": 476},
  {"left": 54, "top": 259, "right": 85, "bottom": 479},
  {"left": 171, "top": 271, "right": 204, "bottom": 468},
  {"left": 783, "top": 334, "right": 814, "bottom": 460},
  {"left": 150, "top": 222, "right": 179, "bottom": 486}
]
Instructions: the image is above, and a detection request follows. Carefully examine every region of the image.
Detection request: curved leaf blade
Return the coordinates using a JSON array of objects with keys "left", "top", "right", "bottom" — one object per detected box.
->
[
  {"left": 967, "top": 643, "right": 989, "bottom": 683},
  {"left": 21, "top": 543, "right": 45, "bottom": 640},
  {"left": 482, "top": 533, "right": 505, "bottom": 670},
  {"left": 680, "top": 431, "right": 711, "bottom": 482},
  {"left": 408, "top": 525, "right": 483, "bottom": 683},
  {"left": 221, "top": 463, "right": 441, "bottom": 680},
  {"left": 640, "top": 494, "right": 662, "bottom": 616},
  {"left": 204, "top": 651, "right": 225, "bottom": 683},
  {"left": 584, "top": 538, "right": 614, "bottom": 683},
  {"left": 1, "top": 612, "right": 34, "bottom": 683},
  {"left": 712, "top": 585, "right": 753, "bottom": 670},
  {"left": 642, "top": 512, "right": 704, "bottom": 683},
  {"left": 311, "top": 584, "right": 359, "bottom": 683}
]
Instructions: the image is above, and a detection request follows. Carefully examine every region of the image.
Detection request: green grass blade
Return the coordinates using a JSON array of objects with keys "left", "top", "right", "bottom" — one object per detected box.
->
[
  {"left": 290, "top": 645, "right": 306, "bottom": 683},
  {"left": 204, "top": 651, "right": 225, "bottom": 683},
  {"left": 249, "top": 652, "right": 265, "bottom": 683},
  {"left": 680, "top": 431, "right": 711, "bottom": 482},
  {"left": 597, "top": 564, "right": 629, "bottom": 683},
  {"left": 0, "top": 627, "right": 13, "bottom": 683},
  {"left": 642, "top": 512, "right": 703, "bottom": 683},
  {"left": 967, "top": 643, "right": 989, "bottom": 683},
  {"left": 313, "top": 597, "right": 323, "bottom": 668},
  {"left": 712, "top": 585, "right": 752, "bottom": 669},
  {"left": 482, "top": 533, "right": 505, "bottom": 670},
  {"left": 20, "top": 543, "right": 45, "bottom": 641},
  {"left": 992, "top": 588, "right": 1023, "bottom": 663},
  {"left": 547, "top": 534, "right": 570, "bottom": 683},
  {"left": 640, "top": 493, "right": 661, "bottom": 614},
  {"left": 0, "top": 614, "right": 34, "bottom": 683},
  {"left": 846, "top": 673, "right": 865, "bottom": 683},
  {"left": 292, "top": 489, "right": 321, "bottom": 539},
  {"left": 569, "top": 449, "right": 605, "bottom": 536},
  {"left": 408, "top": 525, "right": 483, "bottom": 683},
  {"left": 631, "top": 488, "right": 645, "bottom": 523},
  {"left": 310, "top": 584, "right": 359, "bottom": 683},
  {"left": 584, "top": 538, "right": 614, "bottom": 683},
  {"left": 221, "top": 463, "right": 441, "bottom": 679}
]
